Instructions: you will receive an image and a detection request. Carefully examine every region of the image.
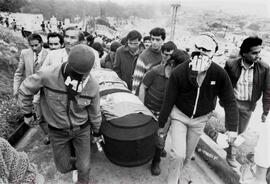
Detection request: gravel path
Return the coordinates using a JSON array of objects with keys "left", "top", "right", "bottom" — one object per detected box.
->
[{"left": 17, "top": 128, "right": 223, "bottom": 184}]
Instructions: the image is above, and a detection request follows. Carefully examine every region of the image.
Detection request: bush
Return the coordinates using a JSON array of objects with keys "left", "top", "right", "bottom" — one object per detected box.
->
[
  {"left": 0, "top": 99, "right": 23, "bottom": 139},
  {"left": 0, "top": 26, "right": 27, "bottom": 139}
]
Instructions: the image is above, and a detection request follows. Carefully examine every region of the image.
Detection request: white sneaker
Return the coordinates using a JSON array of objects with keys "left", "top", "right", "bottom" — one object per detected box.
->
[{"left": 72, "top": 170, "right": 78, "bottom": 183}]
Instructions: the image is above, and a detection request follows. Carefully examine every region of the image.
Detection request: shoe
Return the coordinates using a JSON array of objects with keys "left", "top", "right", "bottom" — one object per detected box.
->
[
  {"left": 72, "top": 170, "right": 78, "bottom": 183},
  {"left": 160, "top": 149, "right": 167, "bottom": 157},
  {"left": 226, "top": 156, "right": 238, "bottom": 168},
  {"left": 151, "top": 161, "right": 161, "bottom": 176}
]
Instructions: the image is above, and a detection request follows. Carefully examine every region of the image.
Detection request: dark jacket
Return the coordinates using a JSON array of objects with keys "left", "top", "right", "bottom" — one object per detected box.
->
[
  {"left": 158, "top": 61, "right": 239, "bottom": 131},
  {"left": 113, "top": 45, "right": 140, "bottom": 90},
  {"left": 224, "top": 57, "right": 270, "bottom": 115}
]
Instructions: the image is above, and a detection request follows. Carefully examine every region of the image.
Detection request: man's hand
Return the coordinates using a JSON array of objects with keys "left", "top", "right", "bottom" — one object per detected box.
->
[
  {"left": 261, "top": 113, "right": 267, "bottom": 122},
  {"left": 157, "top": 128, "right": 164, "bottom": 137},
  {"left": 24, "top": 114, "right": 35, "bottom": 127},
  {"left": 216, "top": 133, "right": 229, "bottom": 149},
  {"left": 225, "top": 131, "right": 238, "bottom": 144},
  {"left": 92, "top": 130, "right": 103, "bottom": 152}
]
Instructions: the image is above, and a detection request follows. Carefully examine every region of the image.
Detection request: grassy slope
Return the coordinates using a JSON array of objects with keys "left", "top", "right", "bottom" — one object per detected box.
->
[{"left": 0, "top": 26, "right": 28, "bottom": 139}]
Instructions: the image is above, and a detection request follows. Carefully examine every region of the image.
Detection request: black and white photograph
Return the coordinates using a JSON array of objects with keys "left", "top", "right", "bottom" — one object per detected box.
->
[{"left": 0, "top": 0, "right": 269, "bottom": 183}]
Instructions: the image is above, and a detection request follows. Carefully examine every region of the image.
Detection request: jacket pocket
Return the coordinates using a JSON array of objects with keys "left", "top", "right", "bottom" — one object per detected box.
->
[
  {"left": 74, "top": 97, "right": 92, "bottom": 113},
  {"left": 45, "top": 90, "right": 67, "bottom": 112}
]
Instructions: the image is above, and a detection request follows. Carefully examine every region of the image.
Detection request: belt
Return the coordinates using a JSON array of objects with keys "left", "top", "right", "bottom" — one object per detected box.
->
[{"left": 48, "top": 123, "right": 89, "bottom": 131}]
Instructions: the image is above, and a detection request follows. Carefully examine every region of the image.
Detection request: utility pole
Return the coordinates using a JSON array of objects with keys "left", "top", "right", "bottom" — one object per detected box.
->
[
  {"left": 82, "top": 0, "right": 86, "bottom": 31},
  {"left": 170, "top": 1, "right": 181, "bottom": 41}
]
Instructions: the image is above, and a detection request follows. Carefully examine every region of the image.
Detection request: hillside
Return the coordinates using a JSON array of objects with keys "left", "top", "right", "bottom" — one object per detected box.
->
[{"left": 0, "top": 26, "right": 27, "bottom": 139}]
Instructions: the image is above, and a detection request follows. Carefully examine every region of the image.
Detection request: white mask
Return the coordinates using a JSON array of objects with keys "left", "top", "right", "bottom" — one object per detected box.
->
[
  {"left": 64, "top": 75, "right": 89, "bottom": 93},
  {"left": 189, "top": 53, "right": 212, "bottom": 72}
]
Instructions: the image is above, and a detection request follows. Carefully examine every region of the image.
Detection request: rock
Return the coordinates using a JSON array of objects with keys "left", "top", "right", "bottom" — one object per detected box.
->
[{"left": 0, "top": 39, "right": 8, "bottom": 46}]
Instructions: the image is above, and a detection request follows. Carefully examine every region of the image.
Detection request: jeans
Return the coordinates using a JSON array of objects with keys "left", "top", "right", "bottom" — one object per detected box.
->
[
  {"left": 226, "top": 101, "right": 252, "bottom": 159},
  {"left": 237, "top": 100, "right": 252, "bottom": 134},
  {"left": 167, "top": 106, "right": 209, "bottom": 184},
  {"left": 48, "top": 124, "right": 91, "bottom": 183}
]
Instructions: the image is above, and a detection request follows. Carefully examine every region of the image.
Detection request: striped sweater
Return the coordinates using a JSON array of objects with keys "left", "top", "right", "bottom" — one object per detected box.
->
[{"left": 132, "top": 47, "right": 162, "bottom": 94}]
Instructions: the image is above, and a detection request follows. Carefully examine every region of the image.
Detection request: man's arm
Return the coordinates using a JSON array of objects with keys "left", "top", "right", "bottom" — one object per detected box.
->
[
  {"left": 40, "top": 52, "right": 52, "bottom": 69},
  {"left": 87, "top": 88, "right": 102, "bottom": 133},
  {"left": 132, "top": 58, "right": 146, "bottom": 95},
  {"left": 158, "top": 73, "right": 179, "bottom": 128},
  {"left": 262, "top": 66, "right": 270, "bottom": 119},
  {"left": 218, "top": 70, "right": 239, "bottom": 132},
  {"left": 13, "top": 51, "right": 25, "bottom": 97},
  {"left": 138, "top": 84, "right": 147, "bottom": 103},
  {"left": 113, "top": 50, "right": 122, "bottom": 78},
  {"left": 18, "top": 72, "right": 43, "bottom": 115},
  {"left": 139, "top": 69, "right": 156, "bottom": 103}
]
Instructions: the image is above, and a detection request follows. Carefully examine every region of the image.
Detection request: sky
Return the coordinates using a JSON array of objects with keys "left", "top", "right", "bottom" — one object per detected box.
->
[
  {"left": 86, "top": 0, "right": 268, "bottom": 4},
  {"left": 84, "top": 0, "right": 270, "bottom": 17}
]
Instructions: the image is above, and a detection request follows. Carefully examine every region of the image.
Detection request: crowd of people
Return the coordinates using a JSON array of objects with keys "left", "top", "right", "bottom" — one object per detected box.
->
[{"left": 2, "top": 23, "right": 269, "bottom": 184}]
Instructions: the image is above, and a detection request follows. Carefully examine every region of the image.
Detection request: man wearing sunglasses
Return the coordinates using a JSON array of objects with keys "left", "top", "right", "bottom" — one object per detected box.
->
[
  {"left": 224, "top": 36, "right": 270, "bottom": 169},
  {"left": 157, "top": 34, "right": 239, "bottom": 184}
]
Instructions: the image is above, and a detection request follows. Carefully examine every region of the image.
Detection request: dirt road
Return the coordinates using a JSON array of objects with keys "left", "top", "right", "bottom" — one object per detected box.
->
[{"left": 16, "top": 127, "right": 225, "bottom": 184}]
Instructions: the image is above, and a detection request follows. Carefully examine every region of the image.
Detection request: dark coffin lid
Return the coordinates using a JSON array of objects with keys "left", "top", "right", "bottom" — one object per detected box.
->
[
  {"left": 101, "top": 113, "right": 158, "bottom": 140},
  {"left": 109, "top": 113, "right": 153, "bottom": 128}
]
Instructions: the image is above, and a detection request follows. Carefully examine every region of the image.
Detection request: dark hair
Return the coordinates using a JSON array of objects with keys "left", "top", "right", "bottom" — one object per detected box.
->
[
  {"left": 240, "top": 36, "right": 262, "bottom": 56},
  {"left": 171, "top": 49, "right": 190, "bottom": 67},
  {"left": 149, "top": 27, "right": 166, "bottom": 40},
  {"left": 43, "top": 42, "right": 50, "bottom": 49},
  {"left": 126, "top": 30, "right": 142, "bottom": 41},
  {"left": 47, "top": 32, "right": 64, "bottom": 45},
  {"left": 110, "top": 41, "right": 121, "bottom": 52},
  {"left": 161, "top": 41, "right": 177, "bottom": 53},
  {"left": 143, "top": 36, "right": 151, "bottom": 42},
  {"left": 27, "top": 33, "right": 43, "bottom": 43},
  {"left": 92, "top": 42, "right": 104, "bottom": 58},
  {"left": 120, "top": 37, "right": 127, "bottom": 45},
  {"left": 86, "top": 35, "right": 95, "bottom": 46},
  {"left": 64, "top": 28, "right": 85, "bottom": 42},
  {"left": 83, "top": 31, "right": 90, "bottom": 37},
  {"left": 77, "top": 31, "right": 85, "bottom": 42}
]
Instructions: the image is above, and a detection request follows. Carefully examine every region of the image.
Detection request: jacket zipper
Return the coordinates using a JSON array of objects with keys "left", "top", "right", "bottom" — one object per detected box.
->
[
  {"left": 66, "top": 98, "right": 73, "bottom": 129},
  {"left": 191, "top": 87, "right": 200, "bottom": 118}
]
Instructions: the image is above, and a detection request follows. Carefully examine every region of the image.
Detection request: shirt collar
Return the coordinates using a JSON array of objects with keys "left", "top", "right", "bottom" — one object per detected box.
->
[
  {"left": 124, "top": 45, "right": 140, "bottom": 56},
  {"left": 35, "top": 48, "right": 44, "bottom": 57},
  {"left": 241, "top": 59, "right": 254, "bottom": 70}
]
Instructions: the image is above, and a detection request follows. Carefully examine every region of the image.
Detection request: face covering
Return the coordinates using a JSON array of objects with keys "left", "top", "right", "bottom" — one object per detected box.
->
[
  {"left": 64, "top": 75, "right": 89, "bottom": 93},
  {"left": 189, "top": 51, "right": 212, "bottom": 72}
]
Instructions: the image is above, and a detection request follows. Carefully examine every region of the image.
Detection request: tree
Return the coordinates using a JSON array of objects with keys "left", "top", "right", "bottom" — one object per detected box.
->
[{"left": 0, "top": 0, "right": 28, "bottom": 12}]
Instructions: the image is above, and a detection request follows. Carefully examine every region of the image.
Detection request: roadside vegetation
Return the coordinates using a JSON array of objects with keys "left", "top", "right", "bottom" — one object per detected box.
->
[{"left": 0, "top": 26, "right": 27, "bottom": 139}]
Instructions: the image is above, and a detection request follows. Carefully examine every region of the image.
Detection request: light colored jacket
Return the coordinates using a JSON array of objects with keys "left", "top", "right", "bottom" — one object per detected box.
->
[
  {"left": 42, "top": 47, "right": 101, "bottom": 70},
  {"left": 13, "top": 48, "right": 48, "bottom": 102},
  {"left": 41, "top": 48, "right": 68, "bottom": 69},
  {"left": 18, "top": 64, "right": 102, "bottom": 131}
]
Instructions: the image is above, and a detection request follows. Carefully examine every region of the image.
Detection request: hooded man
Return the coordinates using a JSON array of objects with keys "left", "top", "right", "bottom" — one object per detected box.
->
[
  {"left": 157, "top": 34, "right": 239, "bottom": 184},
  {"left": 18, "top": 44, "right": 102, "bottom": 184}
]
